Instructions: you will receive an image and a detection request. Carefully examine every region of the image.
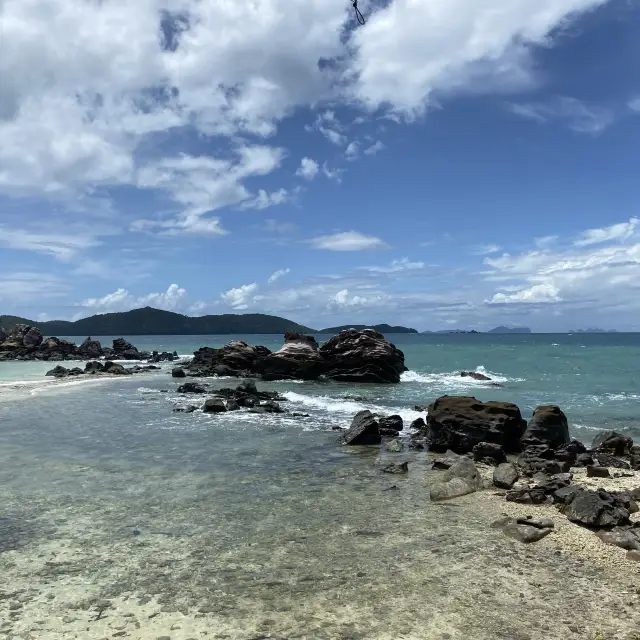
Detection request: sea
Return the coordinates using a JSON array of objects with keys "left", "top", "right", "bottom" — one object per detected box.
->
[{"left": 1, "top": 333, "right": 639, "bottom": 639}]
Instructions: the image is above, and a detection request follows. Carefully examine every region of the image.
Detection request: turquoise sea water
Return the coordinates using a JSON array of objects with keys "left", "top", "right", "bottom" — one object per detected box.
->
[{"left": 1, "top": 333, "right": 639, "bottom": 638}]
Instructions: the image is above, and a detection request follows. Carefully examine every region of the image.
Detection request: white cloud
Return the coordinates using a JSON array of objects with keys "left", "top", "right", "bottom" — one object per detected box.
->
[
  {"left": 241, "top": 188, "right": 289, "bottom": 210},
  {"left": 471, "top": 244, "right": 502, "bottom": 256},
  {"left": 347, "top": 0, "right": 609, "bottom": 115},
  {"left": 487, "top": 283, "right": 562, "bottom": 304},
  {"left": 363, "top": 141, "right": 385, "bottom": 156},
  {"left": 0, "top": 226, "right": 102, "bottom": 260},
  {"left": 319, "top": 127, "right": 347, "bottom": 146},
  {"left": 322, "top": 163, "right": 345, "bottom": 182},
  {"left": 345, "top": 142, "right": 359, "bottom": 160},
  {"left": 295, "top": 157, "right": 319, "bottom": 180},
  {"left": 329, "top": 288, "right": 381, "bottom": 308},
  {"left": 268, "top": 268, "right": 291, "bottom": 284},
  {"left": 507, "top": 97, "right": 614, "bottom": 134},
  {"left": 221, "top": 283, "right": 259, "bottom": 309},
  {"left": 363, "top": 257, "right": 425, "bottom": 273},
  {"left": 79, "top": 284, "right": 187, "bottom": 314},
  {"left": 573, "top": 217, "right": 638, "bottom": 246},
  {"left": 311, "top": 231, "right": 387, "bottom": 251}
]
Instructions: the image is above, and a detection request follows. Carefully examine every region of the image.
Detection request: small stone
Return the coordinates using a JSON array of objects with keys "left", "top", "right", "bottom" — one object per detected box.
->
[{"left": 382, "top": 462, "right": 408, "bottom": 474}]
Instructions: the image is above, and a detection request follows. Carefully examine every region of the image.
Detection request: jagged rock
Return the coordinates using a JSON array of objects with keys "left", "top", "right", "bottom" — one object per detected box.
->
[
  {"left": 587, "top": 466, "right": 611, "bottom": 478},
  {"left": 576, "top": 452, "right": 595, "bottom": 467},
  {"left": 522, "top": 405, "right": 570, "bottom": 449},
  {"left": 595, "top": 527, "right": 640, "bottom": 551},
  {"left": 382, "top": 462, "right": 408, "bottom": 474},
  {"left": 187, "top": 341, "right": 271, "bottom": 377},
  {"left": 177, "top": 382, "right": 207, "bottom": 394},
  {"left": 203, "top": 398, "right": 227, "bottom": 413},
  {"left": 78, "top": 337, "right": 102, "bottom": 358},
  {"left": 172, "top": 367, "right": 186, "bottom": 378},
  {"left": 46, "top": 365, "right": 72, "bottom": 378},
  {"left": 23, "top": 327, "right": 43, "bottom": 348},
  {"left": 150, "top": 350, "right": 179, "bottom": 363},
  {"left": 555, "top": 439, "right": 588, "bottom": 465},
  {"left": 554, "top": 486, "right": 631, "bottom": 528},
  {"left": 595, "top": 453, "right": 630, "bottom": 469},
  {"left": 506, "top": 473, "right": 572, "bottom": 504},
  {"left": 423, "top": 396, "right": 526, "bottom": 454},
  {"left": 460, "top": 371, "right": 491, "bottom": 381},
  {"left": 592, "top": 431, "right": 634, "bottom": 457},
  {"left": 84, "top": 361, "right": 104, "bottom": 374},
  {"left": 257, "top": 332, "right": 326, "bottom": 381},
  {"left": 473, "top": 441, "right": 507, "bottom": 465},
  {"left": 319, "top": 328, "right": 407, "bottom": 383},
  {"left": 429, "top": 458, "right": 483, "bottom": 501},
  {"left": 517, "top": 443, "right": 570, "bottom": 476},
  {"left": 341, "top": 410, "right": 381, "bottom": 446},
  {"left": 379, "top": 415, "right": 403, "bottom": 434},
  {"left": 103, "top": 361, "right": 128, "bottom": 375},
  {"left": 493, "top": 463, "right": 519, "bottom": 489}
]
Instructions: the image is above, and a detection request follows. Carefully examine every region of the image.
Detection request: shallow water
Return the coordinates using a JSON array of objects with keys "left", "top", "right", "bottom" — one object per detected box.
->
[{"left": 1, "top": 334, "right": 640, "bottom": 638}]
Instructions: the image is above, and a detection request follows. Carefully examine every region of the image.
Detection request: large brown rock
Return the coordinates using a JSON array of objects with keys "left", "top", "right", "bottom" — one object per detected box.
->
[
  {"left": 424, "top": 395, "right": 527, "bottom": 454},
  {"left": 77, "top": 337, "right": 103, "bottom": 358},
  {"left": 522, "top": 405, "right": 570, "bottom": 449},
  {"left": 341, "top": 410, "right": 382, "bottom": 446},
  {"left": 319, "top": 329, "right": 407, "bottom": 383},
  {"left": 257, "top": 332, "right": 326, "bottom": 381}
]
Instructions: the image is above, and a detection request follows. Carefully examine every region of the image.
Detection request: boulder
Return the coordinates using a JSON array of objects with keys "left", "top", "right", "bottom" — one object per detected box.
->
[
  {"left": 77, "top": 337, "right": 103, "bottom": 358},
  {"left": 493, "top": 463, "right": 519, "bottom": 489},
  {"left": 555, "top": 439, "right": 588, "bottom": 466},
  {"left": 576, "top": 452, "right": 595, "bottom": 467},
  {"left": 84, "top": 361, "right": 105, "bottom": 374},
  {"left": 379, "top": 414, "right": 404, "bottom": 437},
  {"left": 46, "top": 365, "right": 70, "bottom": 377},
  {"left": 103, "top": 362, "right": 128, "bottom": 375},
  {"left": 319, "top": 329, "right": 407, "bottom": 383},
  {"left": 177, "top": 382, "right": 207, "bottom": 394},
  {"left": 410, "top": 417, "right": 426, "bottom": 430},
  {"left": 586, "top": 466, "right": 611, "bottom": 478},
  {"left": 473, "top": 442, "right": 507, "bottom": 465},
  {"left": 591, "top": 431, "right": 634, "bottom": 457},
  {"left": 257, "top": 333, "right": 326, "bottom": 381},
  {"left": 555, "top": 486, "right": 631, "bottom": 528},
  {"left": 23, "top": 327, "right": 43, "bottom": 348},
  {"left": 171, "top": 367, "right": 186, "bottom": 378},
  {"left": 429, "top": 458, "right": 483, "bottom": 502},
  {"left": 341, "top": 410, "right": 381, "bottom": 446},
  {"left": 203, "top": 398, "right": 227, "bottom": 413},
  {"left": 424, "top": 396, "right": 527, "bottom": 454},
  {"left": 187, "top": 341, "right": 271, "bottom": 377},
  {"left": 521, "top": 405, "right": 570, "bottom": 449}
]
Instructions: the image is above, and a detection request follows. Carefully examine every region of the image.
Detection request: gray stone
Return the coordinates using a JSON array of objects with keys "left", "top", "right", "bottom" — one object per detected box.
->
[
  {"left": 203, "top": 398, "right": 227, "bottom": 413},
  {"left": 501, "top": 521, "right": 553, "bottom": 544},
  {"left": 429, "top": 458, "right": 482, "bottom": 502},
  {"left": 341, "top": 410, "right": 381, "bottom": 446},
  {"left": 586, "top": 466, "right": 611, "bottom": 478},
  {"left": 595, "top": 527, "right": 640, "bottom": 551},
  {"left": 385, "top": 439, "right": 403, "bottom": 453},
  {"left": 493, "top": 463, "right": 519, "bottom": 489},
  {"left": 516, "top": 516, "right": 555, "bottom": 530},
  {"left": 171, "top": 367, "right": 186, "bottom": 378}
]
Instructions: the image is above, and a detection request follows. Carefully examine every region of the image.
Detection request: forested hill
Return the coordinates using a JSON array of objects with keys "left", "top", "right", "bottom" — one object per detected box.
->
[{"left": 0, "top": 307, "right": 315, "bottom": 336}]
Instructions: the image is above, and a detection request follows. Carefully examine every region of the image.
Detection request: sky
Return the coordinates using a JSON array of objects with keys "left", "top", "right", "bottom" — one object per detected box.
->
[{"left": 1, "top": 0, "right": 640, "bottom": 332}]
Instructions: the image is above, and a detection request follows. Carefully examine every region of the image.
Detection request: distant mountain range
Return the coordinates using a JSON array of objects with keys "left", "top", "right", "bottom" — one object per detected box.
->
[
  {"left": 0, "top": 307, "right": 314, "bottom": 336},
  {"left": 569, "top": 328, "right": 618, "bottom": 333},
  {"left": 318, "top": 324, "right": 418, "bottom": 334}
]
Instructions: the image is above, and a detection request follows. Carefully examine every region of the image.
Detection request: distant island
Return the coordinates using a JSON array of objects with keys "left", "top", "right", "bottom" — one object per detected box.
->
[
  {"left": 318, "top": 324, "right": 418, "bottom": 334},
  {"left": 569, "top": 328, "right": 618, "bottom": 333},
  {"left": 486, "top": 326, "right": 532, "bottom": 334},
  {"left": 0, "top": 307, "right": 314, "bottom": 336}
]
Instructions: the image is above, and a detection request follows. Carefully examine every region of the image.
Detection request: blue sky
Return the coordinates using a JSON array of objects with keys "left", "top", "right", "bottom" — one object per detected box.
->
[{"left": 1, "top": 0, "right": 640, "bottom": 331}]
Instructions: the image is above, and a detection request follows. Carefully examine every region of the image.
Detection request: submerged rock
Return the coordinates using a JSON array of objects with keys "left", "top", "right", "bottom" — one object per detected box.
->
[
  {"left": 382, "top": 462, "right": 409, "bottom": 474},
  {"left": 385, "top": 439, "right": 403, "bottom": 453},
  {"left": 460, "top": 370, "right": 491, "bottom": 381},
  {"left": 203, "top": 398, "right": 227, "bottom": 413},
  {"left": 429, "top": 458, "right": 483, "bottom": 502},
  {"left": 423, "top": 395, "right": 527, "bottom": 454},
  {"left": 171, "top": 367, "right": 186, "bottom": 378},
  {"left": 492, "top": 517, "right": 554, "bottom": 544},
  {"left": 177, "top": 382, "right": 207, "bottom": 394}
]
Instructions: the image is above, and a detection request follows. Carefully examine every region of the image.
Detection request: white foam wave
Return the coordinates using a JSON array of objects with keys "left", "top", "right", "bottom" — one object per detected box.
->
[
  {"left": 283, "top": 391, "right": 423, "bottom": 425},
  {"left": 401, "top": 365, "right": 522, "bottom": 387}
]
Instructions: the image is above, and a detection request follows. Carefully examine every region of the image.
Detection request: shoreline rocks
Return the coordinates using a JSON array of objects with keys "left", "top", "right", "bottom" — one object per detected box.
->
[
  {"left": 46, "top": 361, "right": 160, "bottom": 378},
  {"left": 0, "top": 324, "right": 177, "bottom": 363}
]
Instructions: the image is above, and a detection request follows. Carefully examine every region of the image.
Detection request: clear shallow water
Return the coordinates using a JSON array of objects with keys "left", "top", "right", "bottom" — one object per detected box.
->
[{"left": 1, "top": 334, "right": 639, "bottom": 638}]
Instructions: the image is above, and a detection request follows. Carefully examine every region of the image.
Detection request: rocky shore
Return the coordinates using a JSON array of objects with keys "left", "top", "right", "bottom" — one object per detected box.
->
[{"left": 0, "top": 324, "right": 178, "bottom": 363}]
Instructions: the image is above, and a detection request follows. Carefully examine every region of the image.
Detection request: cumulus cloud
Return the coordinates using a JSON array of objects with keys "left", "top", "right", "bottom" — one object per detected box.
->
[
  {"left": 268, "top": 268, "right": 291, "bottom": 284},
  {"left": 573, "top": 217, "right": 638, "bottom": 246},
  {"left": 79, "top": 284, "right": 187, "bottom": 314},
  {"left": 295, "top": 157, "right": 320, "bottom": 180},
  {"left": 221, "top": 283, "right": 259, "bottom": 309},
  {"left": 311, "top": 231, "right": 387, "bottom": 251},
  {"left": 487, "top": 283, "right": 562, "bottom": 304}
]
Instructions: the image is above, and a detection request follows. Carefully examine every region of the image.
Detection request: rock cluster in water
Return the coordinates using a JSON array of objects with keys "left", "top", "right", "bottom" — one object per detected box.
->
[
  {"left": 185, "top": 329, "right": 407, "bottom": 383},
  {"left": 0, "top": 324, "right": 178, "bottom": 362},
  {"left": 46, "top": 361, "right": 161, "bottom": 377}
]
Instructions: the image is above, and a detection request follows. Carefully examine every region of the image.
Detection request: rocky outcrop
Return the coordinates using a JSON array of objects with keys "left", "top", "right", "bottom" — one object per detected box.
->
[
  {"left": 0, "top": 327, "right": 152, "bottom": 362},
  {"left": 421, "top": 396, "right": 527, "bottom": 454},
  {"left": 493, "top": 463, "right": 519, "bottom": 489},
  {"left": 257, "top": 333, "right": 325, "bottom": 381},
  {"left": 591, "top": 431, "right": 634, "bottom": 457},
  {"left": 319, "top": 329, "right": 407, "bottom": 383},
  {"left": 45, "top": 361, "right": 159, "bottom": 378},
  {"left": 187, "top": 341, "right": 271, "bottom": 377},
  {"left": 522, "top": 405, "right": 570, "bottom": 449}
]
